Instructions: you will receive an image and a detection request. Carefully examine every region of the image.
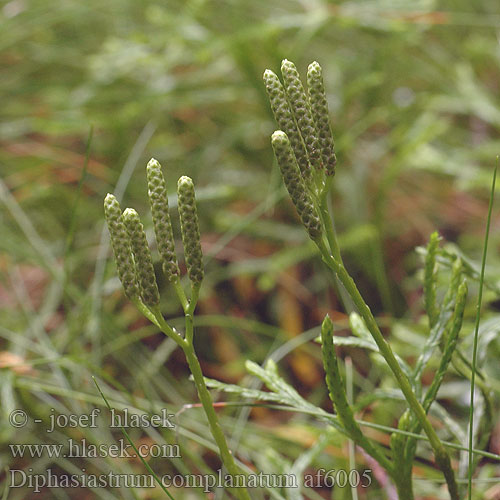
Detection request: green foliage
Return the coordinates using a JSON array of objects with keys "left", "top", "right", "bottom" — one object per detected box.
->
[
  {"left": 109, "top": 164, "right": 251, "bottom": 500},
  {"left": 2, "top": 2, "right": 500, "bottom": 499},
  {"left": 320, "top": 315, "right": 393, "bottom": 474},
  {"left": 424, "top": 231, "right": 440, "bottom": 328},
  {"left": 262, "top": 58, "right": 497, "bottom": 500}
]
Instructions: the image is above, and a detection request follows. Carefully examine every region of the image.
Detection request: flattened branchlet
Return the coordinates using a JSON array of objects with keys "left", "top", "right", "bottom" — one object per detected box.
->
[
  {"left": 424, "top": 231, "right": 440, "bottom": 328},
  {"left": 320, "top": 315, "right": 392, "bottom": 471},
  {"left": 122, "top": 208, "right": 160, "bottom": 307},
  {"left": 103, "top": 193, "right": 139, "bottom": 299}
]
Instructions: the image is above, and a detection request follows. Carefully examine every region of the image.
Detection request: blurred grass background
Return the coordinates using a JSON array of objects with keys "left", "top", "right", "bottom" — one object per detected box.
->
[{"left": 1, "top": 0, "right": 500, "bottom": 498}]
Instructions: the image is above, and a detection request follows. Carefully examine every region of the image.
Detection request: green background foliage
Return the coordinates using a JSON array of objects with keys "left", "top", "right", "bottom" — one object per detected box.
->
[{"left": 1, "top": 0, "right": 500, "bottom": 498}]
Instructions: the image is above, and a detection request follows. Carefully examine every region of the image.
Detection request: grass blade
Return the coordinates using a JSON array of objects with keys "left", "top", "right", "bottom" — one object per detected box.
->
[
  {"left": 64, "top": 125, "right": 93, "bottom": 257},
  {"left": 92, "top": 376, "right": 176, "bottom": 500},
  {"left": 2, "top": 467, "right": 9, "bottom": 500},
  {"left": 467, "top": 160, "right": 497, "bottom": 498}
]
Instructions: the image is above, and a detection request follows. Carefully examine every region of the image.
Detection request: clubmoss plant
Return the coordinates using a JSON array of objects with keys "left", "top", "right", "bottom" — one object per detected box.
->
[
  {"left": 262, "top": 59, "right": 486, "bottom": 500},
  {"left": 103, "top": 61, "right": 496, "bottom": 500},
  {"left": 104, "top": 160, "right": 251, "bottom": 500}
]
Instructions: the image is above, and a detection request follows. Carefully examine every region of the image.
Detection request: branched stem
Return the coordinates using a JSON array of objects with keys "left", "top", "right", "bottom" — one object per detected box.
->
[
  {"left": 317, "top": 178, "right": 356, "bottom": 312},
  {"left": 147, "top": 292, "right": 250, "bottom": 500},
  {"left": 181, "top": 311, "right": 251, "bottom": 500},
  {"left": 131, "top": 297, "right": 161, "bottom": 329},
  {"left": 319, "top": 177, "right": 342, "bottom": 265},
  {"left": 151, "top": 308, "right": 186, "bottom": 348},
  {"left": 316, "top": 238, "right": 459, "bottom": 500},
  {"left": 108, "top": 158, "right": 250, "bottom": 498},
  {"left": 173, "top": 278, "right": 189, "bottom": 312}
]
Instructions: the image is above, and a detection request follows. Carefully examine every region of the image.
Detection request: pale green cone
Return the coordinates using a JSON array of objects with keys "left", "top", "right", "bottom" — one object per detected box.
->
[
  {"left": 146, "top": 158, "right": 180, "bottom": 282},
  {"left": 122, "top": 208, "right": 160, "bottom": 307},
  {"left": 281, "top": 59, "right": 322, "bottom": 172},
  {"left": 271, "top": 131, "right": 322, "bottom": 241},
  {"left": 307, "top": 61, "right": 337, "bottom": 176},
  {"left": 104, "top": 194, "right": 139, "bottom": 299},
  {"left": 263, "top": 69, "right": 311, "bottom": 181},
  {"left": 177, "top": 176, "right": 204, "bottom": 285}
]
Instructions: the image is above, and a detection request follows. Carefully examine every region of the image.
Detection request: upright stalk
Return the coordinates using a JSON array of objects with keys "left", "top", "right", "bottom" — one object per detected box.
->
[
  {"left": 318, "top": 178, "right": 343, "bottom": 265},
  {"left": 317, "top": 179, "right": 355, "bottom": 312},
  {"left": 182, "top": 313, "right": 250, "bottom": 500},
  {"left": 152, "top": 303, "right": 251, "bottom": 500},
  {"left": 317, "top": 238, "right": 458, "bottom": 500},
  {"left": 395, "top": 476, "right": 414, "bottom": 500},
  {"left": 105, "top": 163, "right": 252, "bottom": 500},
  {"left": 467, "top": 164, "right": 497, "bottom": 499},
  {"left": 263, "top": 58, "right": 461, "bottom": 500}
]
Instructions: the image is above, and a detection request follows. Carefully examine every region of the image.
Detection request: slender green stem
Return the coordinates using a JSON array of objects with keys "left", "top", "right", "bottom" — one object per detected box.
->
[
  {"left": 395, "top": 476, "right": 414, "bottom": 500},
  {"left": 345, "top": 357, "right": 359, "bottom": 500},
  {"left": 321, "top": 317, "right": 394, "bottom": 475},
  {"left": 150, "top": 305, "right": 186, "bottom": 348},
  {"left": 185, "top": 284, "right": 200, "bottom": 344},
  {"left": 467, "top": 163, "right": 497, "bottom": 499},
  {"left": 316, "top": 239, "right": 459, "bottom": 499},
  {"left": 132, "top": 297, "right": 161, "bottom": 328},
  {"left": 182, "top": 314, "right": 251, "bottom": 500},
  {"left": 93, "top": 377, "right": 176, "bottom": 500},
  {"left": 144, "top": 297, "right": 251, "bottom": 498},
  {"left": 173, "top": 278, "right": 189, "bottom": 312},
  {"left": 390, "top": 411, "right": 414, "bottom": 499},
  {"left": 188, "top": 284, "right": 200, "bottom": 315},
  {"left": 317, "top": 180, "right": 356, "bottom": 313},
  {"left": 185, "top": 313, "right": 194, "bottom": 345},
  {"left": 318, "top": 177, "right": 342, "bottom": 265}
]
